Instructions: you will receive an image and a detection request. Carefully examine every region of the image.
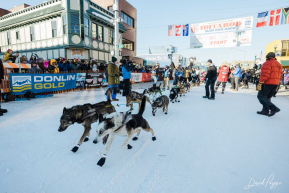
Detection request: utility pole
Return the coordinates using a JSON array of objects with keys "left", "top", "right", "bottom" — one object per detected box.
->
[{"left": 113, "top": 0, "right": 119, "bottom": 61}]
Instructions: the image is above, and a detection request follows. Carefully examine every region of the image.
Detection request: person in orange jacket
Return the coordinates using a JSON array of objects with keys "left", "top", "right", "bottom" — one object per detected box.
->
[
  {"left": 215, "top": 65, "right": 231, "bottom": 94},
  {"left": 257, "top": 52, "right": 283, "bottom": 117}
]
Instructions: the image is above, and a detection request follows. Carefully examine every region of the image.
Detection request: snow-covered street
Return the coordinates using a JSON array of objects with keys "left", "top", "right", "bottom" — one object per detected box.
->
[{"left": 0, "top": 82, "right": 288, "bottom": 193}]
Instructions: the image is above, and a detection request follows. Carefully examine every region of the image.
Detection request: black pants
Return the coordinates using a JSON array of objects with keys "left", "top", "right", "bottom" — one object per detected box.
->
[
  {"left": 243, "top": 79, "right": 248, "bottom": 86},
  {"left": 215, "top": 81, "right": 226, "bottom": 92},
  {"left": 122, "top": 79, "right": 131, "bottom": 96},
  {"left": 205, "top": 79, "right": 216, "bottom": 98},
  {"left": 173, "top": 77, "right": 179, "bottom": 85},
  {"left": 230, "top": 77, "right": 235, "bottom": 89},
  {"left": 257, "top": 85, "right": 278, "bottom": 112}
]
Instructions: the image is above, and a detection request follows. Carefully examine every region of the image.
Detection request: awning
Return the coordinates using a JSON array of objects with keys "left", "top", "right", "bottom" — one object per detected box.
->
[
  {"left": 281, "top": 60, "right": 289, "bottom": 66},
  {"left": 3, "top": 63, "right": 31, "bottom": 69}
]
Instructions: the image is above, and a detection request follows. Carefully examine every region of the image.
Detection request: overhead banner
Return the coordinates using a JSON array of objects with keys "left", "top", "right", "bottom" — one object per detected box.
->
[
  {"left": 131, "top": 73, "right": 143, "bottom": 82},
  {"left": 191, "top": 16, "right": 253, "bottom": 35},
  {"left": 183, "top": 24, "right": 189, "bottom": 36},
  {"left": 175, "top": 25, "right": 182, "bottom": 36},
  {"left": 9, "top": 73, "right": 77, "bottom": 95},
  {"left": 190, "top": 30, "right": 252, "bottom": 49}
]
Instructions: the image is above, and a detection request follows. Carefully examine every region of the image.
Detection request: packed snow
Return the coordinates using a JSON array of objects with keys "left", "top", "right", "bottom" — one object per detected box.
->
[{"left": 0, "top": 81, "right": 288, "bottom": 193}]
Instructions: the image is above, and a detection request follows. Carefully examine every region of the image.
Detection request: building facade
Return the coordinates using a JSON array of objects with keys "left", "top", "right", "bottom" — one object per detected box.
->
[
  {"left": 149, "top": 45, "right": 177, "bottom": 55},
  {"left": 0, "top": 0, "right": 126, "bottom": 62},
  {"left": 230, "top": 60, "right": 255, "bottom": 70},
  {"left": 266, "top": 39, "right": 289, "bottom": 68},
  {"left": 93, "top": 0, "right": 137, "bottom": 58}
]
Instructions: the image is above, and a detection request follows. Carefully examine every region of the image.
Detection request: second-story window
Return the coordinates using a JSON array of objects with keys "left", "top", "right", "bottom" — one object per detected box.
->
[
  {"left": 92, "top": 23, "right": 97, "bottom": 39},
  {"left": 121, "top": 12, "right": 134, "bottom": 28},
  {"left": 52, "top": 21, "right": 57, "bottom": 37},
  {"left": 71, "top": 14, "right": 80, "bottom": 33},
  {"left": 84, "top": 18, "right": 89, "bottom": 36},
  {"left": 63, "top": 15, "right": 67, "bottom": 34},
  {"left": 7, "top": 32, "right": 11, "bottom": 45},
  {"left": 16, "top": 31, "right": 20, "bottom": 40},
  {"left": 98, "top": 25, "right": 103, "bottom": 41},
  {"left": 30, "top": 26, "right": 35, "bottom": 41}
]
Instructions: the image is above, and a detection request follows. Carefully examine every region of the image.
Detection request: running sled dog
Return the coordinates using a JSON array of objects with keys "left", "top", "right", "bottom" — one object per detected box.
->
[
  {"left": 151, "top": 95, "right": 169, "bottom": 116},
  {"left": 126, "top": 89, "right": 152, "bottom": 111},
  {"left": 93, "top": 96, "right": 156, "bottom": 167},
  {"left": 58, "top": 89, "right": 115, "bottom": 153}
]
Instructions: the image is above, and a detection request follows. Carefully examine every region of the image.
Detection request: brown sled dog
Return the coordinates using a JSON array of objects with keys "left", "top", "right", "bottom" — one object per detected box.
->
[
  {"left": 58, "top": 89, "right": 116, "bottom": 153},
  {"left": 178, "top": 82, "right": 186, "bottom": 96},
  {"left": 126, "top": 89, "right": 152, "bottom": 111}
]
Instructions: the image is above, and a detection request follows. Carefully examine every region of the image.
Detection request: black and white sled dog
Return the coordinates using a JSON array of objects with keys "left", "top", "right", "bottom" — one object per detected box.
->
[
  {"left": 152, "top": 95, "right": 169, "bottom": 116},
  {"left": 169, "top": 87, "right": 180, "bottom": 103},
  {"left": 93, "top": 96, "right": 156, "bottom": 167},
  {"left": 58, "top": 89, "right": 115, "bottom": 153}
]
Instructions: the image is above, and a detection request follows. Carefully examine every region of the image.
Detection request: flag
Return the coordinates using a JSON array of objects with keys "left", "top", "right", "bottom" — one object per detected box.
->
[
  {"left": 260, "top": 51, "right": 262, "bottom": 60},
  {"left": 168, "top": 25, "right": 174, "bottom": 36},
  {"left": 280, "top": 7, "right": 289, "bottom": 24},
  {"left": 175, "top": 25, "right": 181, "bottom": 36},
  {"left": 269, "top": 9, "right": 281, "bottom": 26},
  {"left": 183, "top": 24, "right": 189, "bottom": 36},
  {"left": 256, "top": 11, "right": 268, "bottom": 27}
]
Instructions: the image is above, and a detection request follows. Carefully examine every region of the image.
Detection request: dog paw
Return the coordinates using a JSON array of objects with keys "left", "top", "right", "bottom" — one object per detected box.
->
[
  {"left": 172, "top": 101, "right": 174, "bottom": 103},
  {"left": 132, "top": 137, "right": 138, "bottom": 141},
  {"left": 127, "top": 144, "right": 133, "bottom": 149},
  {"left": 165, "top": 112, "right": 167, "bottom": 114},
  {"left": 71, "top": 146, "right": 79, "bottom": 153},
  {"left": 152, "top": 136, "right": 156, "bottom": 141},
  {"left": 84, "top": 137, "right": 89, "bottom": 142},
  {"left": 97, "top": 157, "right": 106, "bottom": 167},
  {"left": 178, "top": 101, "right": 180, "bottom": 102}
]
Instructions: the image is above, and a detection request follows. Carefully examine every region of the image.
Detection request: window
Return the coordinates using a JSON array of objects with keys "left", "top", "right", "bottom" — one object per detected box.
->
[
  {"left": 63, "top": 15, "right": 67, "bottom": 34},
  {"left": 52, "top": 21, "right": 57, "bottom": 37},
  {"left": 109, "top": 30, "right": 113, "bottom": 44},
  {"left": 84, "top": 18, "right": 89, "bottom": 36},
  {"left": 71, "top": 14, "right": 80, "bottom": 33},
  {"left": 98, "top": 25, "right": 103, "bottom": 41},
  {"left": 121, "top": 12, "right": 134, "bottom": 28},
  {"left": 281, "top": 41, "right": 289, "bottom": 57},
  {"left": 7, "top": 32, "right": 11, "bottom": 45},
  {"left": 122, "top": 39, "right": 134, "bottom": 51},
  {"left": 108, "top": 6, "right": 113, "bottom": 12},
  {"left": 30, "top": 26, "right": 35, "bottom": 41},
  {"left": 16, "top": 31, "right": 20, "bottom": 40},
  {"left": 92, "top": 23, "right": 97, "bottom": 39}
]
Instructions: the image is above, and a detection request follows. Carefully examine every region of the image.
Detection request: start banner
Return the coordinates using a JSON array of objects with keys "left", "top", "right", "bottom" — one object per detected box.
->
[
  {"left": 131, "top": 73, "right": 143, "bottom": 82},
  {"left": 9, "top": 73, "right": 77, "bottom": 95},
  {"left": 190, "top": 16, "right": 253, "bottom": 35},
  {"left": 190, "top": 30, "right": 252, "bottom": 49},
  {"left": 142, "top": 73, "right": 151, "bottom": 82}
]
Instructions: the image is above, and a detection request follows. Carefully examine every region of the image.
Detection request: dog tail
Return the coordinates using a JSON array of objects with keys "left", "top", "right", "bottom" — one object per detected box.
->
[
  {"left": 159, "top": 83, "right": 162, "bottom": 87},
  {"left": 107, "top": 88, "right": 112, "bottom": 103},
  {"left": 138, "top": 95, "right": 147, "bottom": 116}
]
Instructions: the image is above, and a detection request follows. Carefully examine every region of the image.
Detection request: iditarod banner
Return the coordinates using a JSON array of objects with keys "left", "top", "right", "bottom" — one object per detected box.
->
[
  {"left": 190, "top": 16, "right": 253, "bottom": 35},
  {"left": 190, "top": 30, "right": 252, "bottom": 49}
]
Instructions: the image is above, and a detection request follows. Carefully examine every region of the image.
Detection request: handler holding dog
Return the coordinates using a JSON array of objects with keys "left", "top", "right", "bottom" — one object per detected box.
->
[{"left": 107, "top": 57, "right": 120, "bottom": 101}]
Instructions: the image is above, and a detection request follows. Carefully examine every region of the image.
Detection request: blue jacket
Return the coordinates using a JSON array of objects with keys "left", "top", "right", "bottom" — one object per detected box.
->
[
  {"left": 58, "top": 62, "right": 70, "bottom": 72},
  {"left": 175, "top": 69, "right": 179, "bottom": 76},
  {"left": 122, "top": 66, "right": 132, "bottom": 79},
  {"left": 233, "top": 67, "right": 242, "bottom": 78},
  {"left": 164, "top": 69, "right": 170, "bottom": 77}
]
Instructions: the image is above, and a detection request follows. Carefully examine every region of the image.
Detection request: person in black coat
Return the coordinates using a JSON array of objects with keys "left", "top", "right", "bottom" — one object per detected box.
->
[
  {"left": 0, "top": 60, "right": 8, "bottom": 116},
  {"left": 203, "top": 59, "right": 217, "bottom": 100}
]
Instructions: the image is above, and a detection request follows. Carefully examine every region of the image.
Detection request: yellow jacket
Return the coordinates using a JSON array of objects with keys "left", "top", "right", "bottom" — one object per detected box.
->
[
  {"left": 48, "top": 59, "right": 60, "bottom": 74},
  {"left": 4, "top": 52, "right": 12, "bottom": 61}
]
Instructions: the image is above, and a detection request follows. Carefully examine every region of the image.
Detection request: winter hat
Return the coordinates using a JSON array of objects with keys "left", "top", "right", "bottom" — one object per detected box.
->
[
  {"left": 266, "top": 52, "right": 275, "bottom": 59},
  {"left": 207, "top": 59, "right": 212, "bottom": 63},
  {"left": 112, "top": 57, "right": 117, "bottom": 63}
]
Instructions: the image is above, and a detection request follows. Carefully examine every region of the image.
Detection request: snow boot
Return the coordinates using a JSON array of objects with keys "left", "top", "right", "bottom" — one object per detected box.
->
[
  {"left": 268, "top": 107, "right": 280, "bottom": 117},
  {"left": 257, "top": 110, "right": 269, "bottom": 116},
  {"left": 0, "top": 112, "right": 3, "bottom": 116},
  {"left": 208, "top": 97, "right": 215, "bottom": 100},
  {"left": 203, "top": 96, "right": 209, "bottom": 98}
]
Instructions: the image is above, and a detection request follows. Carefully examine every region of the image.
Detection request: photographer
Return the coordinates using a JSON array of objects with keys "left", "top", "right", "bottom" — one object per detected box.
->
[{"left": 121, "top": 58, "right": 135, "bottom": 96}]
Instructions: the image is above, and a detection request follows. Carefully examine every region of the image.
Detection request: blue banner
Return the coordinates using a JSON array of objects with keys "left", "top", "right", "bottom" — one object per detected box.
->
[
  {"left": 9, "top": 73, "right": 78, "bottom": 95},
  {"left": 183, "top": 24, "right": 189, "bottom": 36}
]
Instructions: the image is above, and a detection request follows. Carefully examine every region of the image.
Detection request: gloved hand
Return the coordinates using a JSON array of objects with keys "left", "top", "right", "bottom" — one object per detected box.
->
[
  {"left": 257, "top": 82, "right": 264, "bottom": 91},
  {"left": 115, "top": 74, "right": 119, "bottom": 77}
]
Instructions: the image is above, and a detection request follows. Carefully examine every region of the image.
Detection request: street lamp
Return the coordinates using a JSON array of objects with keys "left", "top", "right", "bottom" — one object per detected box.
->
[{"left": 274, "top": 44, "right": 277, "bottom": 54}]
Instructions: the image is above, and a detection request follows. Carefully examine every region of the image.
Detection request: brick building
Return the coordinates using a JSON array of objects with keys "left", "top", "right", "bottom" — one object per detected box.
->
[{"left": 93, "top": 0, "right": 137, "bottom": 59}]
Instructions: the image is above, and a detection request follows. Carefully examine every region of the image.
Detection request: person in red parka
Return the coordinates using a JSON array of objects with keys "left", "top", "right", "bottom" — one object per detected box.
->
[
  {"left": 215, "top": 65, "right": 231, "bottom": 94},
  {"left": 257, "top": 52, "right": 282, "bottom": 117}
]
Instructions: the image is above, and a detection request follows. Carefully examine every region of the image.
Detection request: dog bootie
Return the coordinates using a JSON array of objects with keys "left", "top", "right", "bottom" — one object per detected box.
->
[
  {"left": 71, "top": 145, "right": 80, "bottom": 153},
  {"left": 132, "top": 137, "right": 138, "bottom": 141},
  {"left": 97, "top": 156, "right": 106, "bottom": 167},
  {"left": 84, "top": 136, "right": 89, "bottom": 142},
  {"left": 152, "top": 136, "right": 156, "bottom": 141},
  {"left": 127, "top": 144, "right": 133, "bottom": 149}
]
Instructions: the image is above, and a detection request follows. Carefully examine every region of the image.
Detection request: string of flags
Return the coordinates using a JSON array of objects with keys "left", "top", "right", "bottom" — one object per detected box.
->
[
  {"left": 257, "top": 7, "right": 289, "bottom": 27},
  {"left": 168, "top": 6, "right": 289, "bottom": 36}
]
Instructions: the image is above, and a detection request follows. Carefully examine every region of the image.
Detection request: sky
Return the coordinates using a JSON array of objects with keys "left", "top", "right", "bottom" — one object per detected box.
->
[{"left": 2, "top": 0, "right": 289, "bottom": 65}]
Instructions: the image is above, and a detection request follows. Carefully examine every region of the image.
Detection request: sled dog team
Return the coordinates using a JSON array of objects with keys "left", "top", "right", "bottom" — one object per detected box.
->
[{"left": 58, "top": 81, "right": 193, "bottom": 167}]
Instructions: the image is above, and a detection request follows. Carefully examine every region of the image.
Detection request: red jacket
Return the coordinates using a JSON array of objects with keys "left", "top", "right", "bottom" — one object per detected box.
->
[
  {"left": 259, "top": 58, "right": 282, "bottom": 85},
  {"left": 217, "top": 65, "right": 230, "bottom": 82}
]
